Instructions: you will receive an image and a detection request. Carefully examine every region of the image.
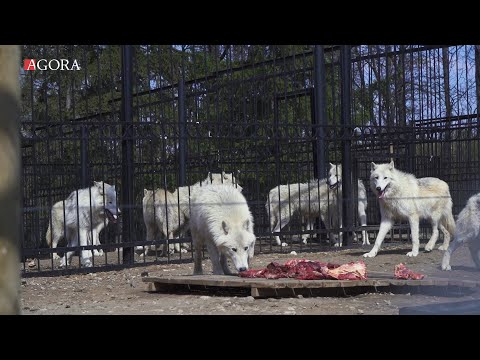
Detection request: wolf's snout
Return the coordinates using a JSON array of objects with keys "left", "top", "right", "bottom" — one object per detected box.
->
[
  {"left": 238, "top": 267, "right": 247, "bottom": 272},
  {"left": 376, "top": 186, "right": 382, "bottom": 192}
]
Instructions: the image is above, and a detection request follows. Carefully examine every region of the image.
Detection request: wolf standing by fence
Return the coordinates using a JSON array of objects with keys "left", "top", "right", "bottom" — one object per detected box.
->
[
  {"left": 364, "top": 161, "right": 455, "bottom": 258},
  {"left": 0, "top": 45, "right": 21, "bottom": 314},
  {"left": 46, "top": 181, "right": 120, "bottom": 267},
  {"left": 266, "top": 163, "right": 368, "bottom": 247},
  {"left": 326, "top": 163, "right": 369, "bottom": 246}
]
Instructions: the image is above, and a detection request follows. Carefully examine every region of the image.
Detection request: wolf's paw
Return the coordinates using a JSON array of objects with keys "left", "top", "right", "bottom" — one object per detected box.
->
[
  {"left": 363, "top": 251, "right": 377, "bottom": 258},
  {"left": 93, "top": 249, "right": 104, "bottom": 256},
  {"left": 333, "top": 242, "right": 342, "bottom": 247},
  {"left": 82, "top": 258, "right": 93, "bottom": 267},
  {"left": 59, "top": 258, "right": 71, "bottom": 268},
  {"left": 181, "top": 248, "right": 188, "bottom": 253},
  {"left": 441, "top": 264, "right": 452, "bottom": 271},
  {"left": 53, "top": 254, "right": 60, "bottom": 260},
  {"left": 406, "top": 251, "right": 418, "bottom": 257},
  {"left": 438, "top": 244, "right": 448, "bottom": 251},
  {"left": 424, "top": 244, "right": 434, "bottom": 252},
  {"left": 301, "top": 238, "right": 308, "bottom": 245},
  {"left": 362, "top": 240, "right": 371, "bottom": 246},
  {"left": 281, "top": 242, "right": 288, "bottom": 247}
]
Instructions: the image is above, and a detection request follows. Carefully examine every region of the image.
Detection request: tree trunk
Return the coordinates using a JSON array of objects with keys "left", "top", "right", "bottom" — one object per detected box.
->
[
  {"left": 475, "top": 45, "right": 480, "bottom": 115},
  {"left": 442, "top": 47, "right": 452, "bottom": 162},
  {"left": 443, "top": 47, "right": 452, "bottom": 120},
  {"left": 0, "top": 45, "right": 21, "bottom": 314}
]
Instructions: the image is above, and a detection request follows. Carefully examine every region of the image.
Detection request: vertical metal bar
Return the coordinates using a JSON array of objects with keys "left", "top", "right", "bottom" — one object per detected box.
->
[
  {"left": 121, "top": 45, "right": 134, "bottom": 264},
  {"left": 340, "top": 45, "right": 353, "bottom": 246},
  {"left": 313, "top": 45, "right": 327, "bottom": 180},
  {"left": 273, "top": 98, "right": 281, "bottom": 184},
  {"left": 80, "top": 125, "right": 88, "bottom": 188},
  {"left": 178, "top": 51, "right": 187, "bottom": 187}
]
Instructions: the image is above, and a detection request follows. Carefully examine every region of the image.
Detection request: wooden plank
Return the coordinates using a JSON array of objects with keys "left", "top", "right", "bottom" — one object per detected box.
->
[{"left": 142, "top": 274, "right": 480, "bottom": 297}]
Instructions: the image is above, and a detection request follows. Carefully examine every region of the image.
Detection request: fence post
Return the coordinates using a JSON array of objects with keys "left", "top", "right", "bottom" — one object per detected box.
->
[
  {"left": 121, "top": 45, "right": 135, "bottom": 264},
  {"left": 178, "top": 50, "right": 186, "bottom": 187},
  {"left": 80, "top": 125, "right": 88, "bottom": 188},
  {"left": 340, "top": 45, "right": 353, "bottom": 246},
  {"left": 313, "top": 45, "right": 327, "bottom": 180},
  {"left": 0, "top": 45, "right": 21, "bottom": 314}
]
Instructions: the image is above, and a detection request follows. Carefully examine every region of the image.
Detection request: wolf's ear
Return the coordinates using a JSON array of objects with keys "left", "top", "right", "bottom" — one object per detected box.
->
[
  {"left": 222, "top": 221, "right": 229, "bottom": 235},
  {"left": 144, "top": 188, "right": 148, "bottom": 196},
  {"left": 389, "top": 160, "right": 395, "bottom": 170},
  {"left": 94, "top": 181, "right": 104, "bottom": 191},
  {"left": 329, "top": 162, "right": 335, "bottom": 168},
  {"left": 243, "top": 219, "right": 250, "bottom": 230},
  {"left": 94, "top": 181, "right": 104, "bottom": 194},
  {"left": 370, "top": 162, "right": 377, "bottom": 171}
]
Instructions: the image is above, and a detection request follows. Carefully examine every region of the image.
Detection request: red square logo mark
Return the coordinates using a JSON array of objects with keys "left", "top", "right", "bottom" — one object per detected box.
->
[{"left": 24, "top": 59, "right": 36, "bottom": 71}]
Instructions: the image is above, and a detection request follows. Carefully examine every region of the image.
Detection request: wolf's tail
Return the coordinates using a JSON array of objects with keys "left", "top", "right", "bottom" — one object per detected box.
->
[
  {"left": 266, "top": 195, "right": 276, "bottom": 231},
  {"left": 441, "top": 197, "right": 456, "bottom": 236},
  {"left": 46, "top": 222, "right": 52, "bottom": 247}
]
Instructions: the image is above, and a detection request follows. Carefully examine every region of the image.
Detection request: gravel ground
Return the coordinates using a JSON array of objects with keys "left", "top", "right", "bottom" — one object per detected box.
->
[{"left": 20, "top": 242, "right": 480, "bottom": 315}]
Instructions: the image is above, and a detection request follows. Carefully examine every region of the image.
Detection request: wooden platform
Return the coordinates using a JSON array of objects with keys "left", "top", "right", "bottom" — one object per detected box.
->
[{"left": 142, "top": 272, "right": 480, "bottom": 298}]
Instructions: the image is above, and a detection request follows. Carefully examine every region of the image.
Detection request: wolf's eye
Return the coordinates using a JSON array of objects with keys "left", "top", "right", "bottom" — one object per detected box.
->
[
  {"left": 384, "top": 177, "right": 387, "bottom": 180},
  {"left": 232, "top": 248, "right": 237, "bottom": 252},
  {"left": 244, "top": 247, "right": 248, "bottom": 251},
  {"left": 375, "top": 176, "right": 379, "bottom": 180}
]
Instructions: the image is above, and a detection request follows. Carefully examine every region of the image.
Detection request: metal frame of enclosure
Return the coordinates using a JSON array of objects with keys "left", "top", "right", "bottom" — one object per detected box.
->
[{"left": 20, "top": 45, "right": 480, "bottom": 276}]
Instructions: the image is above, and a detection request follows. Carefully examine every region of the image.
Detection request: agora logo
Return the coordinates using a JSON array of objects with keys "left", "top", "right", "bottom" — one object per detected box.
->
[{"left": 23, "top": 59, "right": 81, "bottom": 71}]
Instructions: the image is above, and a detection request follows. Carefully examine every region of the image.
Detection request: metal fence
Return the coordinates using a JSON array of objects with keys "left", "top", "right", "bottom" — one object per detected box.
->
[{"left": 20, "top": 45, "right": 480, "bottom": 275}]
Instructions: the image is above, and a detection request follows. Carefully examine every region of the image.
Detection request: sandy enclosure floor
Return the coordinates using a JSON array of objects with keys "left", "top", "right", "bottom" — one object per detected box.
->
[{"left": 20, "top": 243, "right": 480, "bottom": 315}]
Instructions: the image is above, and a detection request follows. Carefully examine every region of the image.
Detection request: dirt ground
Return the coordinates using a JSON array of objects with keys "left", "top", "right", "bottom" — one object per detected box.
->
[{"left": 20, "top": 242, "right": 480, "bottom": 315}]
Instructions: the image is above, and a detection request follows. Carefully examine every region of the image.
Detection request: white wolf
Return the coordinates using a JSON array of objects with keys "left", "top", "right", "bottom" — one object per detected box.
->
[
  {"left": 442, "top": 193, "right": 480, "bottom": 271},
  {"left": 364, "top": 161, "right": 455, "bottom": 258},
  {"left": 266, "top": 163, "right": 368, "bottom": 247},
  {"left": 47, "top": 201, "right": 111, "bottom": 259},
  {"left": 46, "top": 181, "right": 120, "bottom": 267},
  {"left": 140, "top": 172, "right": 241, "bottom": 257},
  {"left": 190, "top": 184, "right": 255, "bottom": 275},
  {"left": 326, "top": 163, "right": 369, "bottom": 246}
]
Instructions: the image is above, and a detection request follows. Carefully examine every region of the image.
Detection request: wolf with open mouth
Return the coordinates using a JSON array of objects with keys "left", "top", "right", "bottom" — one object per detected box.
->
[
  {"left": 364, "top": 161, "right": 455, "bottom": 258},
  {"left": 46, "top": 181, "right": 121, "bottom": 267}
]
